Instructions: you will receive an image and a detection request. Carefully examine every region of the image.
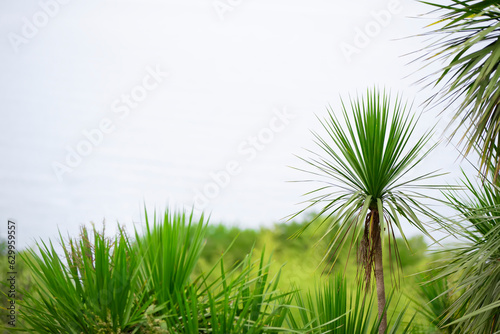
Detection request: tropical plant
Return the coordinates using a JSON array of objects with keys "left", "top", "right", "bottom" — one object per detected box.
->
[
  {"left": 135, "top": 210, "right": 294, "bottom": 333},
  {"left": 411, "top": 272, "right": 461, "bottom": 333},
  {"left": 13, "top": 209, "right": 297, "bottom": 334},
  {"left": 437, "top": 167, "right": 500, "bottom": 333},
  {"left": 419, "top": 0, "right": 500, "bottom": 177},
  {"left": 292, "top": 89, "right": 446, "bottom": 333},
  {"left": 16, "top": 225, "right": 156, "bottom": 333},
  {"left": 288, "top": 274, "right": 413, "bottom": 334},
  {"left": 134, "top": 210, "right": 207, "bottom": 310},
  {"left": 166, "top": 249, "right": 294, "bottom": 333}
]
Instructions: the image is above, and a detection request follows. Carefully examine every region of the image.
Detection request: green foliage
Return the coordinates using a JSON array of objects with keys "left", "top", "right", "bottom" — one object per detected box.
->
[
  {"left": 437, "top": 170, "right": 500, "bottom": 333},
  {"left": 291, "top": 88, "right": 448, "bottom": 333},
  {"left": 166, "top": 250, "right": 293, "bottom": 333},
  {"left": 410, "top": 271, "right": 462, "bottom": 334},
  {"left": 417, "top": 1, "right": 500, "bottom": 330},
  {"left": 289, "top": 274, "right": 413, "bottom": 334},
  {"left": 134, "top": 210, "right": 207, "bottom": 308},
  {"left": 7, "top": 210, "right": 432, "bottom": 334},
  {"left": 201, "top": 216, "right": 430, "bottom": 282},
  {"left": 3, "top": 3, "right": 500, "bottom": 332},
  {"left": 198, "top": 224, "right": 258, "bottom": 270},
  {"left": 16, "top": 225, "right": 154, "bottom": 333},
  {"left": 200, "top": 217, "right": 429, "bottom": 331},
  {"left": 420, "top": 0, "right": 500, "bottom": 176},
  {"left": 12, "top": 210, "right": 297, "bottom": 334},
  {"left": 292, "top": 88, "right": 445, "bottom": 275}
]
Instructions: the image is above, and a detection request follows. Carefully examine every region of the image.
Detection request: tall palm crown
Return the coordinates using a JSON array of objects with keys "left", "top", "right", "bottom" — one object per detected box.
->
[{"left": 294, "top": 89, "right": 446, "bottom": 333}]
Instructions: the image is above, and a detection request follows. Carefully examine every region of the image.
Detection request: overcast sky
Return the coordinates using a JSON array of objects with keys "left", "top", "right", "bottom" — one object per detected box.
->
[{"left": 0, "top": 0, "right": 464, "bottom": 249}]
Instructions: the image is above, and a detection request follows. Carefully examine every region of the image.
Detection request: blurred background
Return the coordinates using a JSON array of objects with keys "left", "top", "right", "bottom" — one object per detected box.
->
[{"left": 0, "top": 0, "right": 460, "bottom": 248}]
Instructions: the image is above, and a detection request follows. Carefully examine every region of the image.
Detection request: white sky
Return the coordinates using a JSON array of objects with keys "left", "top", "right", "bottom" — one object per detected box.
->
[{"left": 0, "top": 0, "right": 465, "bottom": 249}]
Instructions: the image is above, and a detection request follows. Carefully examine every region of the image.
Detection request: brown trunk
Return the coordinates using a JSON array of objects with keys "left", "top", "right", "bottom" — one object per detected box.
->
[{"left": 373, "top": 211, "right": 387, "bottom": 334}]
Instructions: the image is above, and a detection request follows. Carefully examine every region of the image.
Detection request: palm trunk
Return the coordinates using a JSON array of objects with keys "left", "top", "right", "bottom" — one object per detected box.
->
[
  {"left": 361, "top": 209, "right": 388, "bottom": 333},
  {"left": 373, "top": 211, "right": 387, "bottom": 334}
]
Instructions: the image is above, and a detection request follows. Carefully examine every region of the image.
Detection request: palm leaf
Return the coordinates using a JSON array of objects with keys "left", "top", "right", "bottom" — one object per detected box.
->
[
  {"left": 439, "top": 167, "right": 500, "bottom": 333},
  {"left": 418, "top": 0, "right": 500, "bottom": 177}
]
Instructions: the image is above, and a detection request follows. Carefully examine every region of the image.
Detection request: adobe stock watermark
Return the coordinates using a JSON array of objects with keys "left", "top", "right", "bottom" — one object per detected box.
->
[
  {"left": 7, "top": 0, "right": 73, "bottom": 54},
  {"left": 193, "top": 107, "right": 296, "bottom": 209},
  {"left": 339, "top": 0, "right": 402, "bottom": 63},
  {"left": 212, "top": 0, "right": 244, "bottom": 21},
  {"left": 51, "top": 64, "right": 169, "bottom": 182},
  {"left": 421, "top": 110, "right": 455, "bottom": 155}
]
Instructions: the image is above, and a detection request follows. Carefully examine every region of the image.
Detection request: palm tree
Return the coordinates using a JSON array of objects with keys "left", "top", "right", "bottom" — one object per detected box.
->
[
  {"left": 292, "top": 89, "right": 446, "bottom": 333},
  {"left": 419, "top": 0, "right": 500, "bottom": 178}
]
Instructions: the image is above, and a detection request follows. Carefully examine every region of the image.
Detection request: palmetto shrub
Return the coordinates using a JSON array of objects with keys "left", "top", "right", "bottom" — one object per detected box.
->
[
  {"left": 288, "top": 274, "right": 413, "bottom": 334},
  {"left": 13, "top": 210, "right": 295, "bottom": 334},
  {"left": 17, "top": 224, "right": 157, "bottom": 333}
]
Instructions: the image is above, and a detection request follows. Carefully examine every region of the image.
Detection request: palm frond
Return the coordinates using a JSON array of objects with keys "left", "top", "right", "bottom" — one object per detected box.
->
[
  {"left": 419, "top": 0, "right": 500, "bottom": 177},
  {"left": 438, "top": 167, "right": 500, "bottom": 332},
  {"left": 289, "top": 274, "right": 413, "bottom": 333}
]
